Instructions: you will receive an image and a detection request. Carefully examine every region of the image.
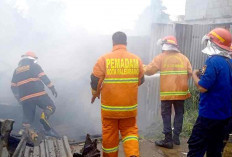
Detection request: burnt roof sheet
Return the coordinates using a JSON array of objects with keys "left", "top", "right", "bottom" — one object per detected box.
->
[{"left": 12, "top": 136, "right": 72, "bottom": 157}]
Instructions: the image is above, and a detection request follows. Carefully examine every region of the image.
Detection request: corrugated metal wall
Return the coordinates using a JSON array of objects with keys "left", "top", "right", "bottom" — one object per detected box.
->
[
  {"left": 176, "top": 23, "right": 231, "bottom": 69},
  {"left": 138, "top": 24, "right": 174, "bottom": 129},
  {"left": 139, "top": 23, "right": 232, "bottom": 131}
]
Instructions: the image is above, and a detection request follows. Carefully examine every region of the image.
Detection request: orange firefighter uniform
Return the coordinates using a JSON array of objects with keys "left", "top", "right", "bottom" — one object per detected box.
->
[
  {"left": 144, "top": 51, "right": 192, "bottom": 100},
  {"left": 91, "top": 45, "right": 144, "bottom": 157}
]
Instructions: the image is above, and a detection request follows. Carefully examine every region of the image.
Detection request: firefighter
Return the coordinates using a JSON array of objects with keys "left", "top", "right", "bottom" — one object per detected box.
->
[
  {"left": 144, "top": 36, "right": 192, "bottom": 149},
  {"left": 187, "top": 28, "right": 232, "bottom": 156},
  {"left": 11, "top": 51, "right": 57, "bottom": 131},
  {"left": 90, "top": 31, "right": 144, "bottom": 157}
]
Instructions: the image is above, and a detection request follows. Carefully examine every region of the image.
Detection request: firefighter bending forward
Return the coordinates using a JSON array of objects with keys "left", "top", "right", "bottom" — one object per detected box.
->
[
  {"left": 11, "top": 52, "right": 57, "bottom": 131},
  {"left": 91, "top": 32, "right": 144, "bottom": 157}
]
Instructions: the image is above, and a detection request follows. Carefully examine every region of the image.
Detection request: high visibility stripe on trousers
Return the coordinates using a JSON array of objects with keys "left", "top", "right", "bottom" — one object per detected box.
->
[
  {"left": 101, "top": 104, "right": 137, "bottom": 111},
  {"left": 102, "top": 146, "right": 119, "bottom": 153},
  {"left": 160, "top": 90, "right": 190, "bottom": 96},
  {"left": 122, "top": 135, "right": 139, "bottom": 143},
  {"left": 103, "top": 78, "right": 138, "bottom": 84},
  {"left": 160, "top": 71, "right": 188, "bottom": 75}
]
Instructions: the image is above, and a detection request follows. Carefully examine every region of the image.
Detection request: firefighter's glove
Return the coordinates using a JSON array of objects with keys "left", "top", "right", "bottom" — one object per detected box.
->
[
  {"left": 50, "top": 86, "right": 58, "bottom": 98},
  {"left": 91, "top": 89, "right": 100, "bottom": 104}
]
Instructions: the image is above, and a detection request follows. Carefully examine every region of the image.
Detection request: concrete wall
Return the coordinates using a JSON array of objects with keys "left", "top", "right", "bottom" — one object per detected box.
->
[{"left": 185, "top": 0, "right": 232, "bottom": 21}]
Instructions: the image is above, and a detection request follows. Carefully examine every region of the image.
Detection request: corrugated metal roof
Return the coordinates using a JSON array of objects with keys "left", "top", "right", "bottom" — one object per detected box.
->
[{"left": 12, "top": 136, "right": 72, "bottom": 157}]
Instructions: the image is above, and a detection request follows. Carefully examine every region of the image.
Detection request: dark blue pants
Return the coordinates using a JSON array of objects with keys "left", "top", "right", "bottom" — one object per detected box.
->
[
  {"left": 22, "top": 95, "right": 55, "bottom": 125},
  {"left": 161, "top": 100, "right": 184, "bottom": 136},
  {"left": 187, "top": 116, "right": 229, "bottom": 157}
]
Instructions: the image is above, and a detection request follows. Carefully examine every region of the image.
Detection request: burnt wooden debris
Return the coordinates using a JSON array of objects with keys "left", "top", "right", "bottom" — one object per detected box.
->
[
  {"left": 73, "top": 134, "right": 100, "bottom": 157},
  {"left": 0, "top": 119, "right": 14, "bottom": 157}
]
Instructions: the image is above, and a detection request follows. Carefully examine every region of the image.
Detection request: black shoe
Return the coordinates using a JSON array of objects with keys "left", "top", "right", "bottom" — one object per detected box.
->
[
  {"left": 173, "top": 134, "right": 180, "bottom": 145},
  {"left": 155, "top": 139, "right": 173, "bottom": 149}
]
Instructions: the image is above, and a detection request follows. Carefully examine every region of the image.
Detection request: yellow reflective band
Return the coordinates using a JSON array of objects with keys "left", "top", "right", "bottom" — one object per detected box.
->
[
  {"left": 160, "top": 71, "right": 188, "bottom": 75},
  {"left": 101, "top": 104, "right": 137, "bottom": 111},
  {"left": 102, "top": 146, "right": 119, "bottom": 153},
  {"left": 211, "top": 31, "right": 225, "bottom": 43},
  {"left": 104, "top": 78, "right": 138, "bottom": 84},
  {"left": 122, "top": 135, "right": 139, "bottom": 143},
  {"left": 160, "top": 90, "right": 190, "bottom": 96},
  {"left": 167, "top": 40, "right": 176, "bottom": 44}
]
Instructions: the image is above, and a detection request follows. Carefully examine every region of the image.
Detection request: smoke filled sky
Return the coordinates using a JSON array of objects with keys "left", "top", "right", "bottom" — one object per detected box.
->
[{"left": 12, "top": 0, "right": 186, "bottom": 34}]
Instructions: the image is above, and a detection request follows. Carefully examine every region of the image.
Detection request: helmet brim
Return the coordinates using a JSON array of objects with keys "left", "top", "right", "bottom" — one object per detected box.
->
[{"left": 214, "top": 42, "right": 232, "bottom": 52}]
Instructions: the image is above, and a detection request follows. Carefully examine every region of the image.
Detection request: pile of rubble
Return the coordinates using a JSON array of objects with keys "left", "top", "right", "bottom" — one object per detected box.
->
[{"left": 0, "top": 119, "right": 100, "bottom": 157}]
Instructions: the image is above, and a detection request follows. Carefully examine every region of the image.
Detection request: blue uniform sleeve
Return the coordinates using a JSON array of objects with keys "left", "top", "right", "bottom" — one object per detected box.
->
[{"left": 198, "top": 58, "right": 216, "bottom": 90}]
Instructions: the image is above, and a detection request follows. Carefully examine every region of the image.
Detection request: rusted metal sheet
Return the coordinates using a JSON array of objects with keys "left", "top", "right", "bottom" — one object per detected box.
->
[{"left": 12, "top": 136, "right": 72, "bottom": 157}]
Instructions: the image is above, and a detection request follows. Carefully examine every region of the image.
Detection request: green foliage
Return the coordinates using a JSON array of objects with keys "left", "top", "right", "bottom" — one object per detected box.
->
[
  {"left": 143, "top": 86, "right": 200, "bottom": 140},
  {"left": 182, "top": 86, "right": 199, "bottom": 137}
]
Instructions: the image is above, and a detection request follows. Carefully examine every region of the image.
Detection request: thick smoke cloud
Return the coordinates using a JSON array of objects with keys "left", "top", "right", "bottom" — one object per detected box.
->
[
  {"left": 0, "top": 0, "right": 111, "bottom": 139},
  {"left": 0, "top": 0, "right": 156, "bottom": 140}
]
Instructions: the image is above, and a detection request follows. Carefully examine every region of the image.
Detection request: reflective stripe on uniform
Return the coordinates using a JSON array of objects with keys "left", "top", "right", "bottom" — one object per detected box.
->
[
  {"left": 160, "top": 90, "right": 190, "bottom": 96},
  {"left": 122, "top": 135, "right": 139, "bottom": 143},
  {"left": 103, "top": 78, "right": 138, "bottom": 84},
  {"left": 20, "top": 91, "right": 46, "bottom": 102},
  {"left": 102, "top": 146, "right": 119, "bottom": 153},
  {"left": 38, "top": 72, "right": 46, "bottom": 78},
  {"left": 160, "top": 71, "right": 188, "bottom": 75},
  {"left": 16, "top": 78, "right": 40, "bottom": 86},
  {"left": 101, "top": 104, "right": 137, "bottom": 111}
]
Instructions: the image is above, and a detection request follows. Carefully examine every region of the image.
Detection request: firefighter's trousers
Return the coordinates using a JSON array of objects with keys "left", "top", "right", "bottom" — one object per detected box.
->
[{"left": 102, "top": 117, "right": 139, "bottom": 157}]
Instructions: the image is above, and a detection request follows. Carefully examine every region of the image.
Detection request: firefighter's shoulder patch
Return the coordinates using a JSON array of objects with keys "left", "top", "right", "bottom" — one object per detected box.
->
[{"left": 201, "top": 65, "right": 207, "bottom": 75}]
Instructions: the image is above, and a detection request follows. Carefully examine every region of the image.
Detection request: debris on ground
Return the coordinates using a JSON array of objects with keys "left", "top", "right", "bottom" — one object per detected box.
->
[
  {"left": 73, "top": 134, "right": 100, "bottom": 157},
  {"left": 0, "top": 119, "right": 14, "bottom": 157}
]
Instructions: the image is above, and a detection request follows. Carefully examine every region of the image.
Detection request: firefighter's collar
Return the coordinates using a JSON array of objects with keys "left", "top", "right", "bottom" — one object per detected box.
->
[{"left": 112, "top": 45, "right": 127, "bottom": 51}]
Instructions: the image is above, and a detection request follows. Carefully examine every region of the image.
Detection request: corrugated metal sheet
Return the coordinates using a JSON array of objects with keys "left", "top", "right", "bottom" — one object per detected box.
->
[
  {"left": 12, "top": 136, "right": 72, "bottom": 157},
  {"left": 176, "top": 23, "right": 232, "bottom": 69},
  {"left": 138, "top": 24, "right": 174, "bottom": 129},
  {"left": 149, "top": 23, "right": 174, "bottom": 61}
]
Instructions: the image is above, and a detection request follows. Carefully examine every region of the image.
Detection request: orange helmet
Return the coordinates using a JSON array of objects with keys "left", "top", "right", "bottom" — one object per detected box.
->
[
  {"left": 205, "top": 28, "right": 232, "bottom": 51},
  {"left": 21, "top": 51, "right": 38, "bottom": 59},
  {"left": 161, "top": 36, "right": 178, "bottom": 46}
]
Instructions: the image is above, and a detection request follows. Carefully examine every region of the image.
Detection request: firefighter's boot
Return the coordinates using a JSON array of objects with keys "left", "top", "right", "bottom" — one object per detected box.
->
[
  {"left": 40, "top": 112, "right": 51, "bottom": 131},
  {"left": 155, "top": 133, "right": 173, "bottom": 149},
  {"left": 173, "top": 134, "right": 180, "bottom": 145}
]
